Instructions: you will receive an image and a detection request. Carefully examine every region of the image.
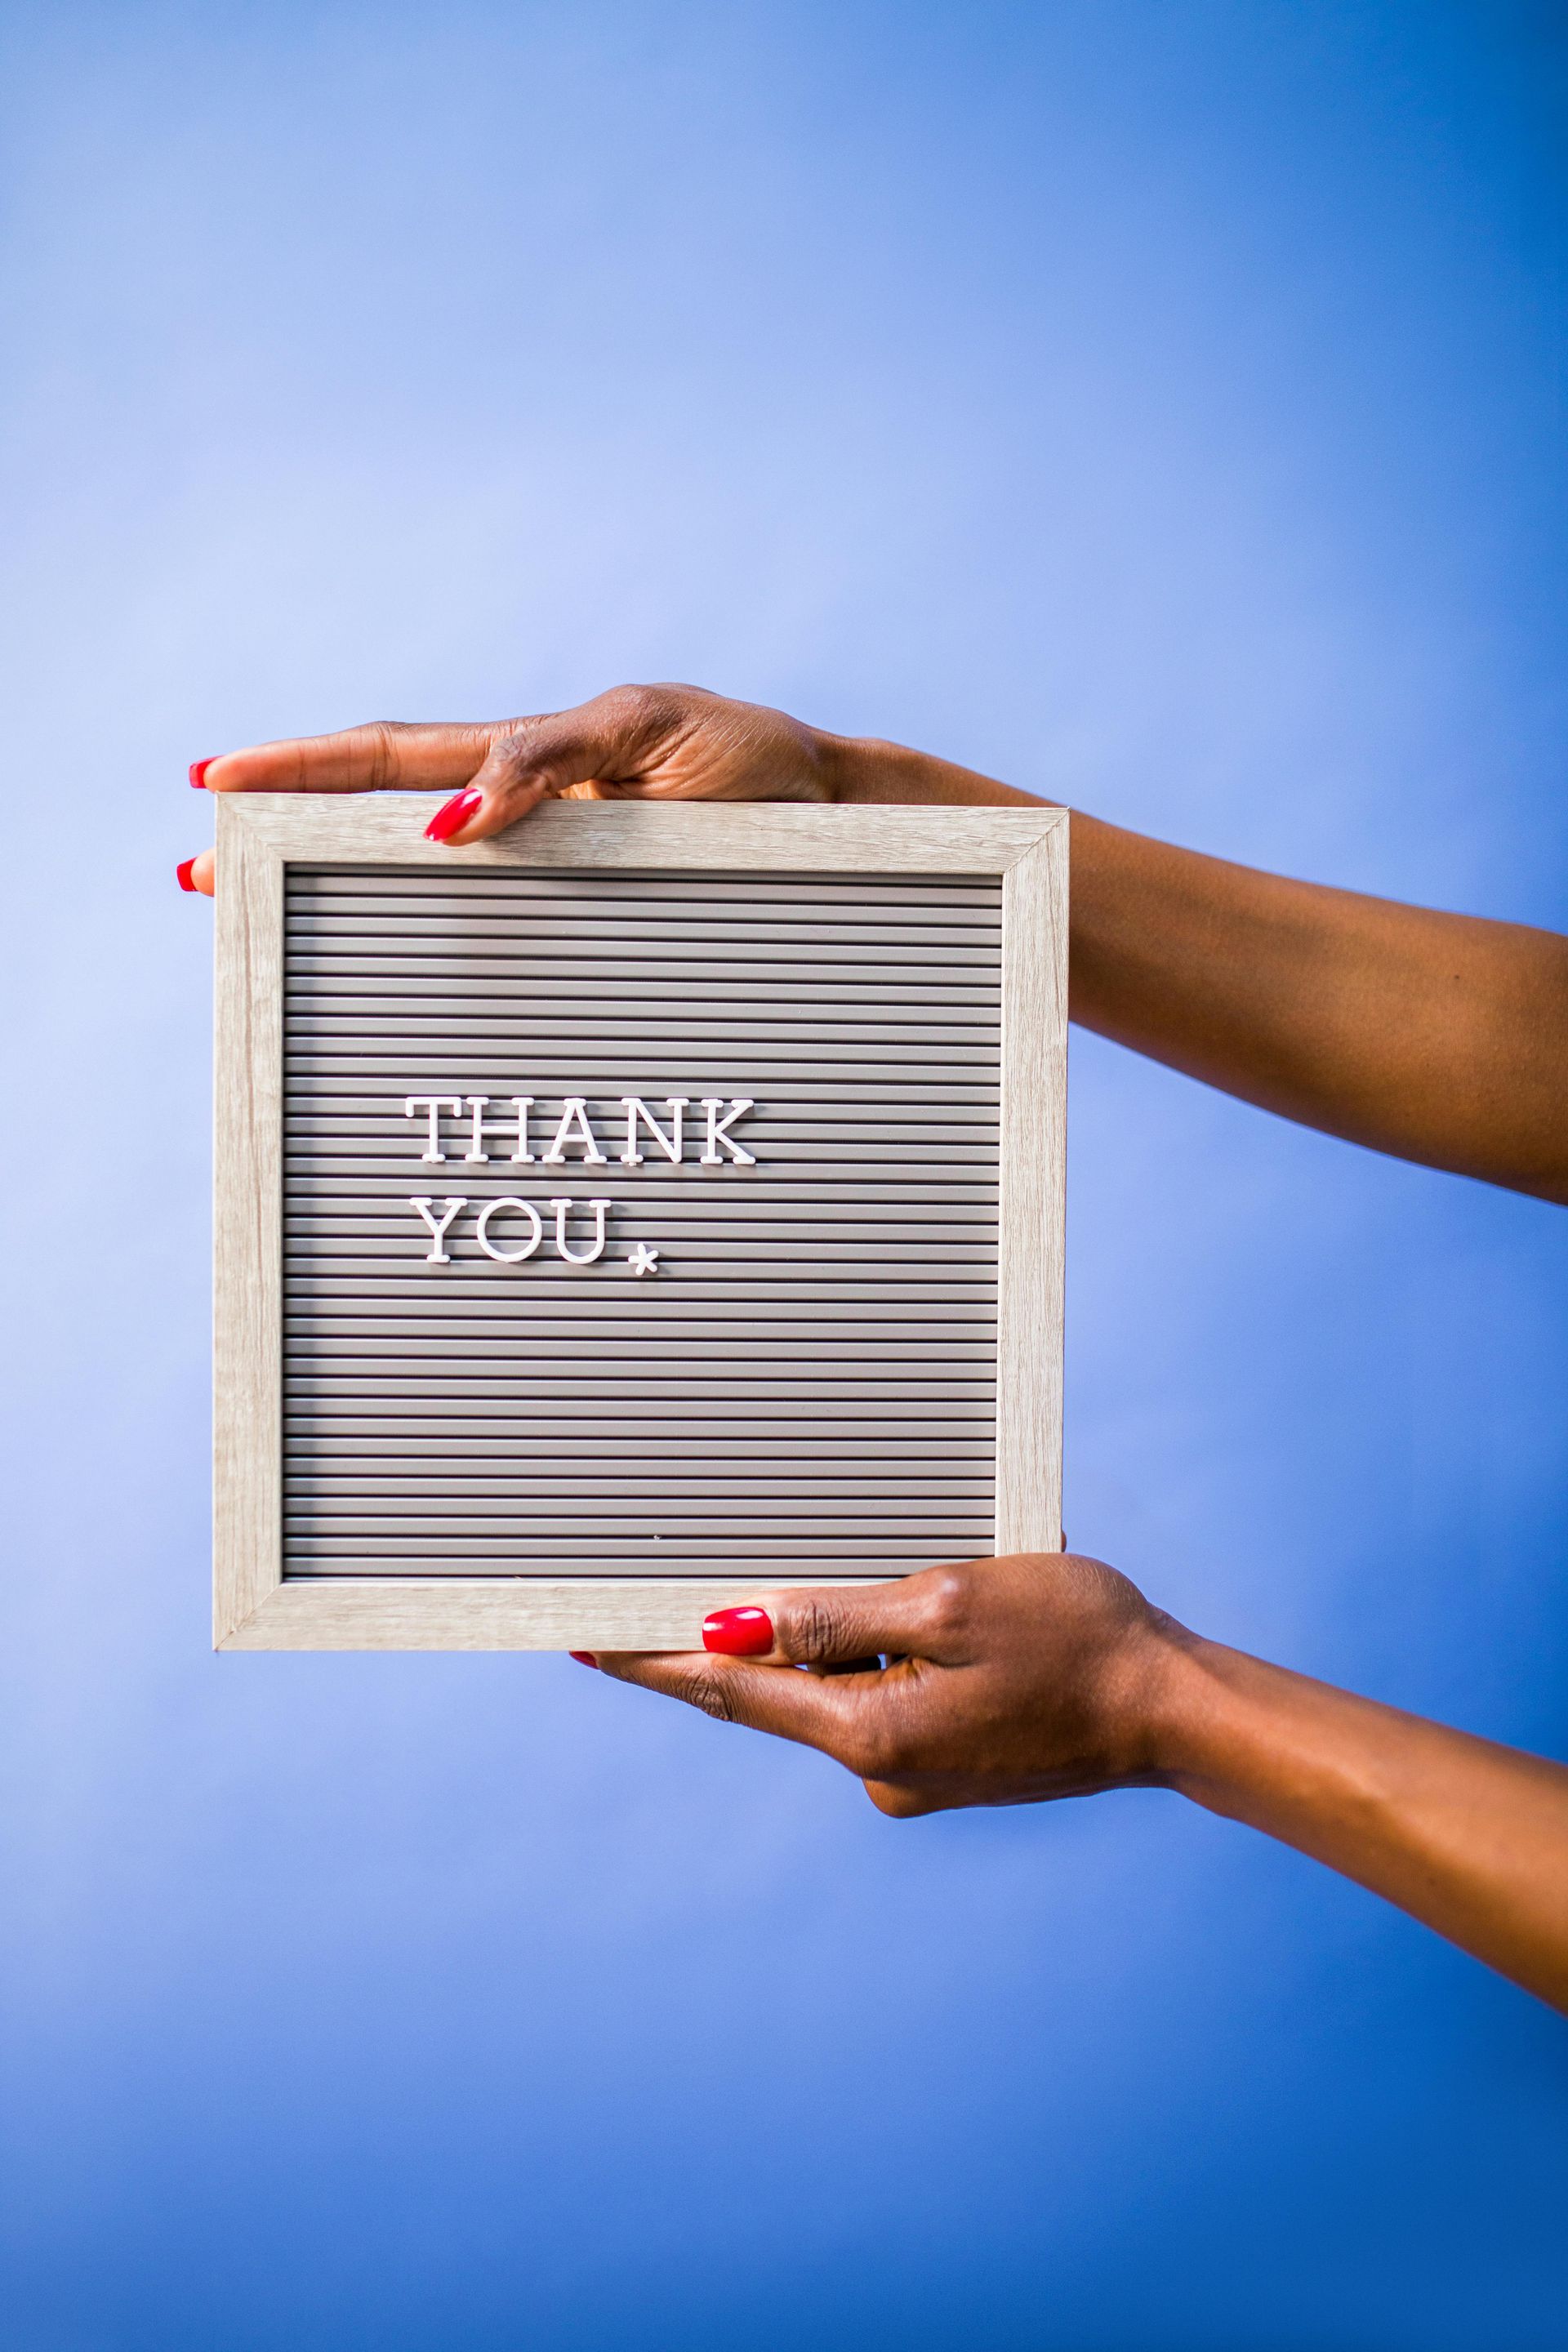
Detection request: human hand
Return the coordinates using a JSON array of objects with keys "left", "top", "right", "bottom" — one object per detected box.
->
[
  {"left": 586, "top": 1550, "right": 1568, "bottom": 2011},
  {"left": 583, "top": 1552, "right": 1185, "bottom": 1816},
  {"left": 176, "top": 683, "right": 837, "bottom": 896}
]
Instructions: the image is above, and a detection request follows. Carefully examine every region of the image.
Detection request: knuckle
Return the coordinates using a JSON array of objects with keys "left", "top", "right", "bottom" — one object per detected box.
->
[
  {"left": 484, "top": 728, "right": 558, "bottom": 807},
  {"left": 589, "top": 681, "right": 655, "bottom": 732},
  {"left": 920, "top": 1567, "right": 971, "bottom": 1644},
  {"left": 491, "top": 728, "right": 540, "bottom": 777},
  {"left": 600, "top": 680, "right": 680, "bottom": 739},
  {"left": 359, "top": 719, "right": 411, "bottom": 790},
  {"left": 684, "top": 1668, "right": 742, "bottom": 1726},
  {"left": 782, "top": 1592, "right": 846, "bottom": 1664}
]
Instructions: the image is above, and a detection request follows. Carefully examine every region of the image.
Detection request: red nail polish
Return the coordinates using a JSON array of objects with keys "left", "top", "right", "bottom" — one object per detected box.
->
[
  {"left": 702, "top": 1606, "right": 773, "bottom": 1656},
  {"left": 176, "top": 858, "right": 198, "bottom": 892},
  {"left": 568, "top": 1650, "right": 599, "bottom": 1668},
  {"left": 425, "top": 787, "right": 483, "bottom": 844},
  {"left": 189, "top": 759, "right": 215, "bottom": 789}
]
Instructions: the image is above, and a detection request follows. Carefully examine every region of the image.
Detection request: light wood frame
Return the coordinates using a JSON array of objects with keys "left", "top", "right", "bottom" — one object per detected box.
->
[{"left": 213, "top": 795, "right": 1067, "bottom": 1651}]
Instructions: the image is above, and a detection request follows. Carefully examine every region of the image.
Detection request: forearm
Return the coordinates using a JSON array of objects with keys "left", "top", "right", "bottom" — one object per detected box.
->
[
  {"left": 823, "top": 731, "right": 1568, "bottom": 1201},
  {"left": 1148, "top": 1629, "right": 1568, "bottom": 2011}
]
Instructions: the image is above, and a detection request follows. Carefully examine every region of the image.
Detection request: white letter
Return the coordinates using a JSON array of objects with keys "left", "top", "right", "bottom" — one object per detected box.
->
[
  {"left": 541, "top": 1097, "right": 607, "bottom": 1165},
  {"left": 699, "top": 1098, "right": 756, "bottom": 1165},
  {"left": 620, "top": 1096, "right": 689, "bottom": 1166},
  {"left": 404, "top": 1097, "right": 462, "bottom": 1162},
  {"left": 474, "top": 1196, "right": 543, "bottom": 1263},
  {"left": 462, "top": 1095, "right": 533, "bottom": 1163},
  {"left": 408, "top": 1196, "right": 468, "bottom": 1263},
  {"left": 549, "top": 1196, "right": 611, "bottom": 1265}
]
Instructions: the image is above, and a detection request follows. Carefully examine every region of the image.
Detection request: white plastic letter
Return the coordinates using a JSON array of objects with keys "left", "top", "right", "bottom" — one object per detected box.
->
[
  {"left": 408, "top": 1195, "right": 468, "bottom": 1263},
  {"left": 549, "top": 1196, "right": 611, "bottom": 1266},
  {"left": 463, "top": 1097, "right": 490, "bottom": 1163},
  {"left": 620, "top": 1096, "right": 689, "bottom": 1167},
  {"left": 474, "top": 1196, "right": 543, "bottom": 1263},
  {"left": 404, "top": 1097, "right": 462, "bottom": 1162},
  {"left": 699, "top": 1098, "right": 757, "bottom": 1165},
  {"left": 510, "top": 1097, "right": 535, "bottom": 1164},
  {"left": 541, "top": 1097, "right": 607, "bottom": 1165}
]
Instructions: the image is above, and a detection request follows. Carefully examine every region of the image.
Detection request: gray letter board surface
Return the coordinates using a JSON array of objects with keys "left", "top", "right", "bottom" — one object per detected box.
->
[{"left": 212, "top": 797, "right": 1067, "bottom": 1651}]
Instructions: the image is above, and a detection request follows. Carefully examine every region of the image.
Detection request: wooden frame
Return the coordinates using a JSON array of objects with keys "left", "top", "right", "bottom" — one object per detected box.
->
[{"left": 213, "top": 795, "right": 1067, "bottom": 1650}]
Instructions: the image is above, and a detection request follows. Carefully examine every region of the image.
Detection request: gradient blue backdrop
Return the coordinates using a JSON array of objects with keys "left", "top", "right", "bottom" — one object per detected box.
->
[{"left": 2, "top": 5, "right": 1566, "bottom": 2346}]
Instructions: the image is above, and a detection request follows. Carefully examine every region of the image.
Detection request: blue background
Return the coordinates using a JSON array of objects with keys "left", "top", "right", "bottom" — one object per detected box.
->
[{"left": 2, "top": 5, "right": 1566, "bottom": 2345}]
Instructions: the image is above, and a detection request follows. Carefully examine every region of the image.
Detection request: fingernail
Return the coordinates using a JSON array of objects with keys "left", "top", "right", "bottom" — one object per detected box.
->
[
  {"left": 176, "top": 858, "right": 198, "bottom": 892},
  {"left": 702, "top": 1606, "right": 773, "bottom": 1656},
  {"left": 425, "top": 787, "right": 483, "bottom": 844},
  {"left": 568, "top": 1650, "right": 599, "bottom": 1668},
  {"left": 189, "top": 759, "right": 215, "bottom": 789}
]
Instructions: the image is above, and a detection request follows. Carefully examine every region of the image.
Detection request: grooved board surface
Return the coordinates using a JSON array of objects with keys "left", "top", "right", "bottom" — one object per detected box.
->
[{"left": 283, "top": 866, "right": 1003, "bottom": 1579}]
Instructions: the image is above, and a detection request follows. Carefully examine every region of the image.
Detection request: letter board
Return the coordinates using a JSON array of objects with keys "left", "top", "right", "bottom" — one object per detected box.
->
[{"left": 213, "top": 796, "right": 1067, "bottom": 1650}]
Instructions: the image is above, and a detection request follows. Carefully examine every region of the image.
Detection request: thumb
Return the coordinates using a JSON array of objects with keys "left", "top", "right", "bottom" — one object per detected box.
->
[
  {"left": 418, "top": 686, "right": 684, "bottom": 846},
  {"left": 703, "top": 1568, "right": 964, "bottom": 1669}
]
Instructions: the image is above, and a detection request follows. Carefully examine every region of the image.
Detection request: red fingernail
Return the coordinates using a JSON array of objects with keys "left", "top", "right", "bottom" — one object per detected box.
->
[
  {"left": 702, "top": 1606, "right": 773, "bottom": 1656},
  {"left": 425, "top": 787, "right": 483, "bottom": 844},
  {"left": 568, "top": 1650, "right": 599, "bottom": 1668},
  {"left": 176, "top": 858, "right": 198, "bottom": 892},
  {"left": 189, "top": 759, "right": 215, "bottom": 789}
]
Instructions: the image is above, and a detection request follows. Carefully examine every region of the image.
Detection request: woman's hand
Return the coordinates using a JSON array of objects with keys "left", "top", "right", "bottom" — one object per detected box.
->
[
  {"left": 586, "top": 1551, "right": 1568, "bottom": 2010},
  {"left": 178, "top": 674, "right": 1568, "bottom": 1196},
  {"left": 176, "top": 684, "right": 849, "bottom": 896},
  {"left": 175, "top": 679, "right": 1040, "bottom": 894},
  {"left": 590, "top": 1552, "right": 1180, "bottom": 1816}
]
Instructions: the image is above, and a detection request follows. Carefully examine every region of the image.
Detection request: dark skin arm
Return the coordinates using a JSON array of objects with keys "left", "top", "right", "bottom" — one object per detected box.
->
[
  {"left": 176, "top": 684, "right": 1568, "bottom": 2002},
  {"left": 179, "top": 679, "right": 1568, "bottom": 1200},
  {"left": 1065, "top": 817, "right": 1568, "bottom": 1205},
  {"left": 586, "top": 1557, "right": 1568, "bottom": 2016}
]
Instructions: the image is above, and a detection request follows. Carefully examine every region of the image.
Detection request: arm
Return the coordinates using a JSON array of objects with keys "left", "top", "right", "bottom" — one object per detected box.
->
[
  {"left": 1163, "top": 1634, "right": 1568, "bottom": 2004},
  {"left": 177, "top": 683, "right": 1568, "bottom": 1201},
  {"left": 584, "top": 1554, "right": 1568, "bottom": 2014},
  {"left": 822, "top": 734, "right": 1568, "bottom": 1205}
]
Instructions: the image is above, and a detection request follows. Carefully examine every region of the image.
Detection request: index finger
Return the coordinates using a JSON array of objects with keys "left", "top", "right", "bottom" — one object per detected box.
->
[
  {"left": 594, "top": 1647, "right": 888, "bottom": 1771},
  {"left": 194, "top": 719, "right": 506, "bottom": 795}
]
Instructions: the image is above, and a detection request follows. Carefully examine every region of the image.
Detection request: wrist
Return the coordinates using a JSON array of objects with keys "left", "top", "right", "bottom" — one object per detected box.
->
[
  {"left": 1134, "top": 1620, "right": 1308, "bottom": 1816},
  {"left": 813, "top": 728, "right": 1049, "bottom": 810},
  {"left": 809, "top": 728, "right": 863, "bottom": 804},
  {"left": 813, "top": 731, "right": 920, "bottom": 805},
  {"left": 1120, "top": 1615, "right": 1231, "bottom": 1788}
]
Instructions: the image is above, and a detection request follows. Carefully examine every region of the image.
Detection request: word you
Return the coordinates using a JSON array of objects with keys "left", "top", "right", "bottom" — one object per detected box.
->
[
  {"left": 408, "top": 1193, "right": 645, "bottom": 1271},
  {"left": 401, "top": 1093, "right": 758, "bottom": 1276}
]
